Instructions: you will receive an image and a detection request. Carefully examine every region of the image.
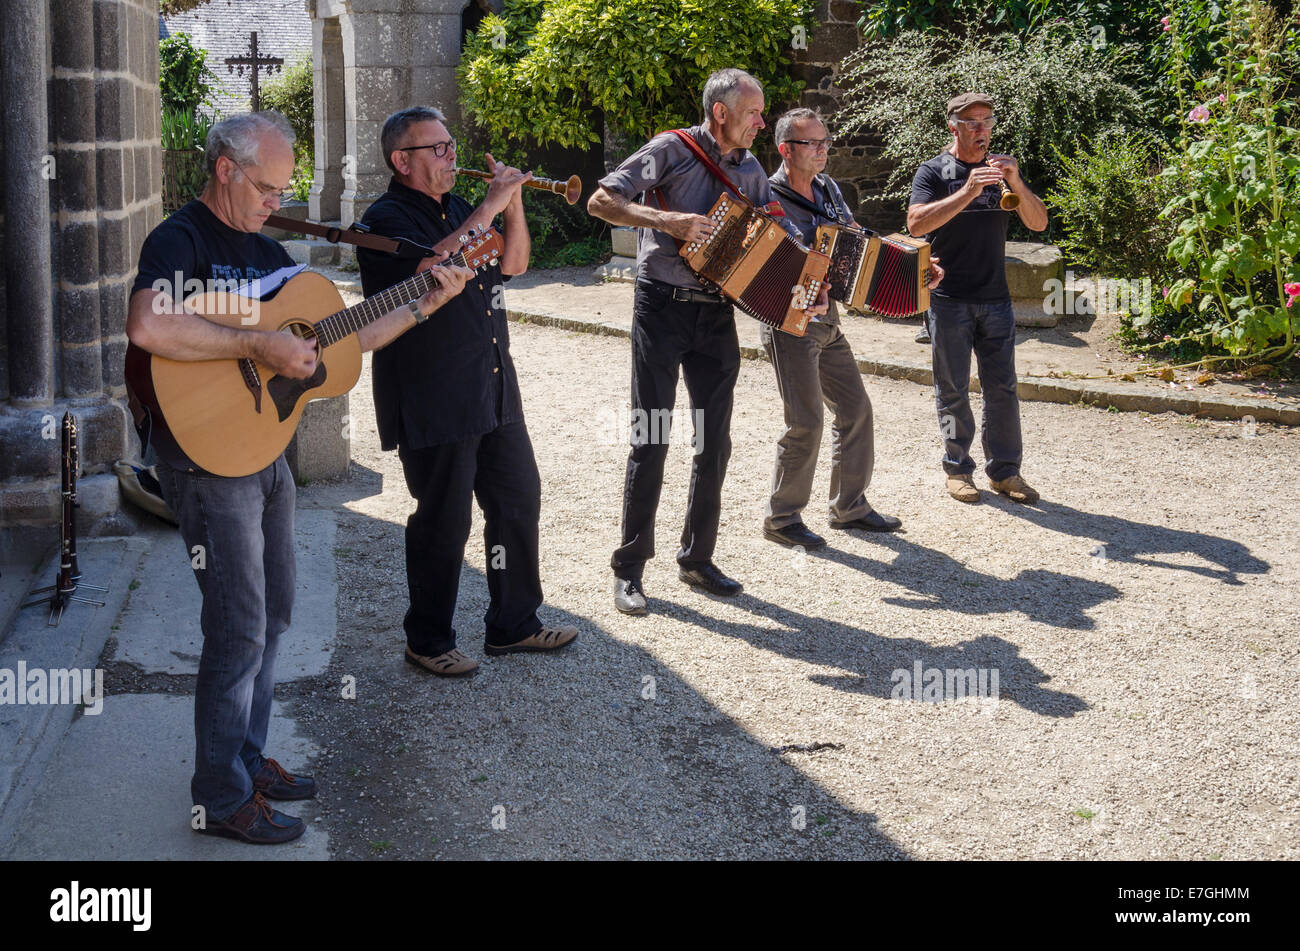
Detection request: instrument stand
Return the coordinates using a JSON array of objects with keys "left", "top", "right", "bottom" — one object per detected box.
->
[{"left": 20, "top": 412, "right": 108, "bottom": 627}]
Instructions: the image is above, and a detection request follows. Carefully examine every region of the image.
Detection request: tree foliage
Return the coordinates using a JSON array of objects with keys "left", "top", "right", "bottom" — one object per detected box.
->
[
  {"left": 261, "top": 55, "right": 315, "bottom": 202},
  {"left": 159, "top": 32, "right": 220, "bottom": 114},
  {"left": 459, "top": 0, "right": 817, "bottom": 148}
]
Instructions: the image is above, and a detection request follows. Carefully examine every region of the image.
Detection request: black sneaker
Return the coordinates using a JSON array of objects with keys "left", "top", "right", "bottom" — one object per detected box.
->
[
  {"left": 678, "top": 562, "right": 743, "bottom": 597},
  {"left": 196, "top": 792, "right": 305, "bottom": 845}
]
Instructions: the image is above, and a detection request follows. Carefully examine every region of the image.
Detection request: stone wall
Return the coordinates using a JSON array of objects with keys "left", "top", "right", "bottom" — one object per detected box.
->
[{"left": 0, "top": 0, "right": 163, "bottom": 560}]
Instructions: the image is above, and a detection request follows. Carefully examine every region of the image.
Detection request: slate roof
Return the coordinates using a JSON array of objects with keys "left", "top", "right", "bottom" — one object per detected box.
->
[{"left": 164, "top": 0, "right": 312, "bottom": 115}]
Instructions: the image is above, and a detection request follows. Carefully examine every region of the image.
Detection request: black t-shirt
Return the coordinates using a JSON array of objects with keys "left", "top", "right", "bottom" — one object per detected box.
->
[
  {"left": 357, "top": 178, "right": 523, "bottom": 451},
  {"left": 130, "top": 199, "right": 295, "bottom": 471},
  {"left": 909, "top": 152, "right": 1013, "bottom": 301},
  {"left": 131, "top": 199, "right": 295, "bottom": 298}
]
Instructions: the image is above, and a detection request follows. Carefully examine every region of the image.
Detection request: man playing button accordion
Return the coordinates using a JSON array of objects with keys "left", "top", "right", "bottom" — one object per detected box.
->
[
  {"left": 907, "top": 92, "right": 1048, "bottom": 505},
  {"left": 761, "top": 108, "right": 944, "bottom": 550},
  {"left": 588, "top": 68, "right": 823, "bottom": 616}
]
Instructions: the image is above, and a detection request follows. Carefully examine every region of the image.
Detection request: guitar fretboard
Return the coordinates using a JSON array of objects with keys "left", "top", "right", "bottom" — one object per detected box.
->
[{"left": 313, "top": 246, "right": 479, "bottom": 347}]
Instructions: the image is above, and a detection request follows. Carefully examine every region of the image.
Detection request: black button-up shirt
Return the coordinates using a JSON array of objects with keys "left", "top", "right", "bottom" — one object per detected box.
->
[{"left": 357, "top": 178, "right": 523, "bottom": 450}]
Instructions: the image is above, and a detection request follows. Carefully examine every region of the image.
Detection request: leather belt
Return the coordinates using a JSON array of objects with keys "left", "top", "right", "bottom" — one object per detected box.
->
[{"left": 638, "top": 278, "right": 724, "bottom": 305}]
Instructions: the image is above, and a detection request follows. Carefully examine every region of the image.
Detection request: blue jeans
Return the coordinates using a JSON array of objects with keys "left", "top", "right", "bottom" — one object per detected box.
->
[
  {"left": 927, "top": 296, "right": 1023, "bottom": 482},
  {"left": 157, "top": 456, "right": 296, "bottom": 821}
]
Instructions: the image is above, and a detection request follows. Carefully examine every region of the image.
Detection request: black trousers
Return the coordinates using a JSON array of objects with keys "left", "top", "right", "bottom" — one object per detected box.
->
[
  {"left": 398, "top": 420, "right": 543, "bottom": 654},
  {"left": 611, "top": 280, "right": 741, "bottom": 579}
]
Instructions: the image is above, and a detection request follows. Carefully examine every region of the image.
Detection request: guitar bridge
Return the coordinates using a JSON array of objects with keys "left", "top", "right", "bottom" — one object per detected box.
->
[{"left": 239, "top": 358, "right": 263, "bottom": 414}]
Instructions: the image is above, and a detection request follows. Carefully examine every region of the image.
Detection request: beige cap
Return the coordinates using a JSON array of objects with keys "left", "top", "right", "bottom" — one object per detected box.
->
[{"left": 946, "top": 92, "right": 995, "bottom": 116}]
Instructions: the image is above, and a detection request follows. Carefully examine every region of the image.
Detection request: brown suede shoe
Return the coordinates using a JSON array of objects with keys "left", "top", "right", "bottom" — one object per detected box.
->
[
  {"left": 989, "top": 474, "right": 1040, "bottom": 504},
  {"left": 946, "top": 474, "right": 980, "bottom": 503},
  {"left": 404, "top": 646, "right": 479, "bottom": 677},
  {"left": 196, "top": 792, "right": 304, "bottom": 845},
  {"left": 485, "top": 625, "right": 579, "bottom": 656}
]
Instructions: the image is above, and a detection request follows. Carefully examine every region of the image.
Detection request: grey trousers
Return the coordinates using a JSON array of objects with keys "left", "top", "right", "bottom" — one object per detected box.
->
[{"left": 761, "top": 319, "right": 875, "bottom": 530}]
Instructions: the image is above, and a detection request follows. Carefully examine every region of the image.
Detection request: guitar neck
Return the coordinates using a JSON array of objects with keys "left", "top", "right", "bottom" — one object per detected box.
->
[{"left": 313, "top": 246, "right": 473, "bottom": 348}]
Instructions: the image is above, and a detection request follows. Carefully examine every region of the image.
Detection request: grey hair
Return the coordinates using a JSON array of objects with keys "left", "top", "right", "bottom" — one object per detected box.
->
[
  {"left": 774, "top": 107, "right": 823, "bottom": 146},
  {"left": 702, "top": 68, "right": 762, "bottom": 119},
  {"left": 205, "top": 111, "right": 295, "bottom": 176},
  {"left": 380, "top": 106, "right": 448, "bottom": 172}
]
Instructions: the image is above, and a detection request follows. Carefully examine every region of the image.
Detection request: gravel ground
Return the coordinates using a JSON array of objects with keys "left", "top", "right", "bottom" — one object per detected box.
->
[{"left": 296, "top": 318, "right": 1299, "bottom": 860}]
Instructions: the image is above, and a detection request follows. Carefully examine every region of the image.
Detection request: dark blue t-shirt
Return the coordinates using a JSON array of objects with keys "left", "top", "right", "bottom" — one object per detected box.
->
[{"left": 909, "top": 152, "right": 1013, "bottom": 301}]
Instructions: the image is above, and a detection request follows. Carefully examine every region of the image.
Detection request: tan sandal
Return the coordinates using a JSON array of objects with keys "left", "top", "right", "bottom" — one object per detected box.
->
[
  {"left": 484, "top": 625, "right": 579, "bottom": 656},
  {"left": 404, "top": 646, "right": 479, "bottom": 676}
]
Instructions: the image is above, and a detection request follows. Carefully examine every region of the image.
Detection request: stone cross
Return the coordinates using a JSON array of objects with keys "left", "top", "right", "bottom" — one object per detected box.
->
[{"left": 224, "top": 31, "right": 284, "bottom": 113}]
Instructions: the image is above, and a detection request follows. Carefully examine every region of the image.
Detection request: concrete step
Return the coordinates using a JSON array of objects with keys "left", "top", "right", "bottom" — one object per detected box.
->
[{"left": 283, "top": 238, "right": 340, "bottom": 267}]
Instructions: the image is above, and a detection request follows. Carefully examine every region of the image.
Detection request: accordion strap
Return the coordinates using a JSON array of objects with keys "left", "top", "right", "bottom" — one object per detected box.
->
[
  {"left": 770, "top": 179, "right": 857, "bottom": 229},
  {"left": 650, "top": 129, "right": 785, "bottom": 217}
]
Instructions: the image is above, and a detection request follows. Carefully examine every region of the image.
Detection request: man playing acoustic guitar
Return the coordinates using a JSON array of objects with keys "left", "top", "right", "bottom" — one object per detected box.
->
[{"left": 126, "top": 112, "right": 472, "bottom": 844}]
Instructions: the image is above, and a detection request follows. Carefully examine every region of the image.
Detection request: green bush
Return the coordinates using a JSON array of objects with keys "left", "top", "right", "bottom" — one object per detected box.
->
[
  {"left": 1046, "top": 131, "right": 1178, "bottom": 280},
  {"left": 460, "top": 0, "right": 816, "bottom": 148},
  {"left": 836, "top": 15, "right": 1145, "bottom": 236},
  {"left": 261, "top": 55, "right": 315, "bottom": 201},
  {"left": 159, "top": 33, "right": 220, "bottom": 114}
]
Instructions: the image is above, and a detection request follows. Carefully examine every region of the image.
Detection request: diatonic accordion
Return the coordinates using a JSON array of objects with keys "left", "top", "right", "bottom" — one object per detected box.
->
[
  {"left": 815, "top": 225, "right": 931, "bottom": 318},
  {"left": 679, "top": 192, "right": 829, "bottom": 336}
]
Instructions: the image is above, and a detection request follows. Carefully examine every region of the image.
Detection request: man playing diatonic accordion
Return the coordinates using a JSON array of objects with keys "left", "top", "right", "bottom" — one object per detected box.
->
[
  {"left": 588, "top": 68, "right": 822, "bottom": 616},
  {"left": 907, "top": 92, "right": 1049, "bottom": 505},
  {"left": 760, "top": 108, "right": 944, "bottom": 550}
]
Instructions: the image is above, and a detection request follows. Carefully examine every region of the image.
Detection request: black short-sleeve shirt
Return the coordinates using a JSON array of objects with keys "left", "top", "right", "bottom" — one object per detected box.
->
[
  {"left": 909, "top": 151, "right": 1014, "bottom": 301},
  {"left": 357, "top": 178, "right": 523, "bottom": 451}
]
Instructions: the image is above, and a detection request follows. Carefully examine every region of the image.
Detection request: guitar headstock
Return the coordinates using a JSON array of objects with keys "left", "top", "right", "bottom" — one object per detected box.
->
[{"left": 458, "top": 227, "right": 504, "bottom": 272}]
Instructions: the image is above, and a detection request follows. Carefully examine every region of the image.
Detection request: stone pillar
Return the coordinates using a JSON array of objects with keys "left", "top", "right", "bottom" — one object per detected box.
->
[
  {"left": 2, "top": 0, "right": 55, "bottom": 407},
  {"left": 309, "top": 9, "right": 346, "bottom": 223},
  {"left": 337, "top": 0, "right": 465, "bottom": 228}
]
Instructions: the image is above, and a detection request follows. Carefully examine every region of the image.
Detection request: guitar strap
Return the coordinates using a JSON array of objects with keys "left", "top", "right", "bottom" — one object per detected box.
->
[{"left": 264, "top": 214, "right": 436, "bottom": 260}]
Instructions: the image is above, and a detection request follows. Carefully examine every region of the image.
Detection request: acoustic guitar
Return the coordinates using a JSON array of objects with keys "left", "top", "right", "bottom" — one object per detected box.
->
[{"left": 126, "top": 227, "right": 503, "bottom": 478}]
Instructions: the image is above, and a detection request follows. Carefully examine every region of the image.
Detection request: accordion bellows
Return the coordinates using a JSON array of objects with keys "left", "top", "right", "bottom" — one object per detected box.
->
[
  {"left": 816, "top": 225, "right": 931, "bottom": 318},
  {"left": 680, "top": 193, "right": 830, "bottom": 336}
]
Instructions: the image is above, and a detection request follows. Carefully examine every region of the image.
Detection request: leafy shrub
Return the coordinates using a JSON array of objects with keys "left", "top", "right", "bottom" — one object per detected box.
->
[
  {"left": 159, "top": 33, "right": 220, "bottom": 114},
  {"left": 460, "top": 0, "right": 816, "bottom": 148},
  {"left": 261, "top": 55, "right": 315, "bottom": 201},
  {"left": 836, "top": 15, "right": 1145, "bottom": 234},
  {"left": 1046, "top": 130, "right": 1178, "bottom": 280}
]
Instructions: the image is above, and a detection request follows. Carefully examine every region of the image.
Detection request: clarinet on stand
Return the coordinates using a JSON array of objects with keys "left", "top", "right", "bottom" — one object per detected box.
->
[{"left": 22, "top": 412, "right": 108, "bottom": 626}]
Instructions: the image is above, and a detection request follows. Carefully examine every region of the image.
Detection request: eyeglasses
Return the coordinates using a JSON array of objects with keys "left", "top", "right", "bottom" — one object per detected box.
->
[
  {"left": 784, "top": 138, "right": 833, "bottom": 152},
  {"left": 399, "top": 139, "right": 457, "bottom": 158},
  {"left": 952, "top": 116, "right": 998, "bottom": 131},
  {"left": 227, "top": 158, "right": 293, "bottom": 203}
]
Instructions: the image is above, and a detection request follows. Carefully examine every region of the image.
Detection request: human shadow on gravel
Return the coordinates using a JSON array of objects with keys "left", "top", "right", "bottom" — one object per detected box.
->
[
  {"left": 307, "top": 551, "right": 909, "bottom": 860},
  {"left": 810, "top": 534, "right": 1120, "bottom": 629},
  {"left": 991, "top": 498, "right": 1269, "bottom": 585},
  {"left": 668, "top": 599, "right": 1088, "bottom": 718}
]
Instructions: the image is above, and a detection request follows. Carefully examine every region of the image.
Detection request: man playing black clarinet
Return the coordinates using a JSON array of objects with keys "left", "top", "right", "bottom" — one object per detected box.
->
[
  {"left": 762, "top": 108, "right": 944, "bottom": 549},
  {"left": 907, "top": 93, "right": 1048, "bottom": 505},
  {"left": 357, "top": 106, "right": 578, "bottom": 676},
  {"left": 588, "top": 68, "right": 822, "bottom": 615}
]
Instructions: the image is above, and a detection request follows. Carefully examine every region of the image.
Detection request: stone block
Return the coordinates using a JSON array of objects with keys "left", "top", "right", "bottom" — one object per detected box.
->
[
  {"left": 807, "top": 23, "right": 861, "bottom": 64},
  {"left": 53, "top": 7, "right": 94, "bottom": 70},
  {"left": 97, "top": 215, "right": 131, "bottom": 279},
  {"left": 98, "top": 279, "right": 130, "bottom": 338},
  {"left": 128, "top": 6, "right": 147, "bottom": 79},
  {"left": 1004, "top": 241, "right": 1063, "bottom": 300},
  {"left": 61, "top": 344, "right": 103, "bottom": 397},
  {"left": 0, "top": 482, "right": 60, "bottom": 527},
  {"left": 593, "top": 256, "right": 637, "bottom": 283},
  {"left": 60, "top": 221, "right": 100, "bottom": 286},
  {"left": 1012, "top": 300, "right": 1060, "bottom": 328},
  {"left": 52, "top": 77, "right": 96, "bottom": 144},
  {"left": 830, "top": 0, "right": 862, "bottom": 23},
  {"left": 0, "top": 409, "right": 62, "bottom": 481},
  {"left": 284, "top": 394, "right": 350, "bottom": 483},
  {"left": 93, "top": 0, "right": 126, "bottom": 73},
  {"left": 52, "top": 149, "right": 95, "bottom": 213},
  {"left": 100, "top": 336, "right": 127, "bottom": 391},
  {"left": 95, "top": 145, "right": 126, "bottom": 212},
  {"left": 610, "top": 227, "right": 637, "bottom": 258},
  {"left": 94, "top": 77, "right": 131, "bottom": 142},
  {"left": 57, "top": 288, "right": 101, "bottom": 344},
  {"left": 132, "top": 145, "right": 151, "bottom": 209}
]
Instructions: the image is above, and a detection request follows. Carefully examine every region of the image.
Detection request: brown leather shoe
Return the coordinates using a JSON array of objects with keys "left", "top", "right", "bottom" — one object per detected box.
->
[
  {"left": 252, "top": 756, "right": 317, "bottom": 801},
  {"left": 946, "top": 474, "right": 980, "bottom": 503},
  {"left": 485, "top": 625, "right": 579, "bottom": 656},
  {"left": 196, "top": 792, "right": 304, "bottom": 845},
  {"left": 404, "top": 646, "right": 479, "bottom": 676},
  {"left": 989, "top": 474, "right": 1040, "bottom": 504}
]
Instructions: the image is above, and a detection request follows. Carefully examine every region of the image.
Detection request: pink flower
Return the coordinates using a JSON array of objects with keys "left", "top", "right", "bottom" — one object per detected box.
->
[
  {"left": 1189, "top": 105, "right": 1211, "bottom": 122},
  {"left": 1285, "top": 282, "right": 1300, "bottom": 307},
  {"left": 1162, "top": 286, "right": 1170, "bottom": 299},
  {"left": 1218, "top": 93, "right": 1227, "bottom": 103},
  {"left": 1160, "top": 16, "right": 1170, "bottom": 31}
]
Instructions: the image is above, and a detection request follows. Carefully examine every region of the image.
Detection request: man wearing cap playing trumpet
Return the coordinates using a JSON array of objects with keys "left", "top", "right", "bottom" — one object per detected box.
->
[{"left": 907, "top": 92, "right": 1048, "bottom": 505}]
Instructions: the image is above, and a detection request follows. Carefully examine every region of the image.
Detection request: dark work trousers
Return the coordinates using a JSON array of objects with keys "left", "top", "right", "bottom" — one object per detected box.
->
[
  {"left": 927, "top": 296, "right": 1023, "bottom": 482},
  {"left": 760, "top": 319, "right": 875, "bottom": 530},
  {"left": 611, "top": 280, "right": 741, "bottom": 579},
  {"left": 398, "top": 420, "right": 544, "bottom": 654}
]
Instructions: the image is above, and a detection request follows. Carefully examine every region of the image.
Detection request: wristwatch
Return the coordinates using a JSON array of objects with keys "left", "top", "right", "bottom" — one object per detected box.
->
[{"left": 407, "top": 299, "right": 427, "bottom": 323}]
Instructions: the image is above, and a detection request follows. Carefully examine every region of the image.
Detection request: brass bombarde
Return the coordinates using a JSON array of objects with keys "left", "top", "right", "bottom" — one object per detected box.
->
[{"left": 456, "top": 167, "right": 582, "bottom": 205}]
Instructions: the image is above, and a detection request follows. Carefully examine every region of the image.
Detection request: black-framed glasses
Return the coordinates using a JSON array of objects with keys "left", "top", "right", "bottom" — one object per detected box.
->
[
  {"left": 784, "top": 138, "right": 833, "bottom": 151},
  {"left": 953, "top": 116, "right": 997, "bottom": 131},
  {"left": 227, "top": 157, "right": 293, "bottom": 203},
  {"left": 399, "top": 139, "right": 457, "bottom": 157}
]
